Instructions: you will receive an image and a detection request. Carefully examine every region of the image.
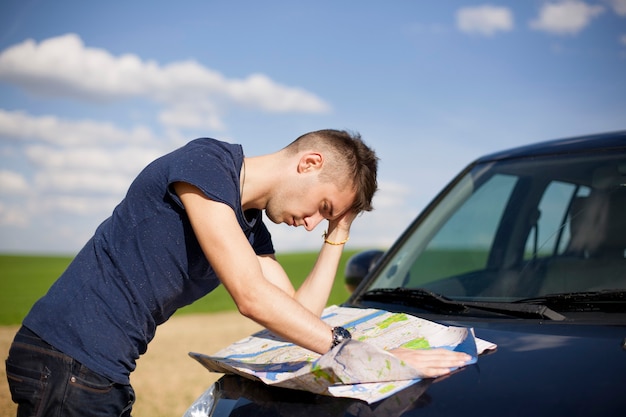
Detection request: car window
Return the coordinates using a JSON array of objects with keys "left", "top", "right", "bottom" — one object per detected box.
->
[
  {"left": 369, "top": 169, "right": 517, "bottom": 291},
  {"left": 405, "top": 174, "right": 515, "bottom": 287},
  {"left": 523, "top": 182, "right": 591, "bottom": 261},
  {"left": 366, "top": 150, "right": 626, "bottom": 302}
]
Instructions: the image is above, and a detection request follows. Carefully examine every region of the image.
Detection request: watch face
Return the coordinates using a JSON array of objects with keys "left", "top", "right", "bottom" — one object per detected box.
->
[{"left": 333, "top": 326, "right": 352, "bottom": 346}]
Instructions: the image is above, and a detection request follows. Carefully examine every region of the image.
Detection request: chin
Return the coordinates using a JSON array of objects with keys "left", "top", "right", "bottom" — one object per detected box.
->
[{"left": 265, "top": 213, "right": 281, "bottom": 225}]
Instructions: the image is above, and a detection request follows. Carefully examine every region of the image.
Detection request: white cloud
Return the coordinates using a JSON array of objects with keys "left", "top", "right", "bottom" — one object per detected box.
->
[
  {"left": 22, "top": 143, "right": 166, "bottom": 198},
  {"left": 0, "top": 169, "right": 29, "bottom": 194},
  {"left": 0, "top": 110, "right": 171, "bottom": 230},
  {"left": 457, "top": 5, "right": 514, "bottom": 36},
  {"left": 0, "top": 34, "right": 331, "bottom": 114},
  {"left": 227, "top": 73, "right": 329, "bottom": 112},
  {"left": 158, "top": 100, "right": 225, "bottom": 131},
  {"left": 0, "top": 202, "right": 29, "bottom": 227},
  {"left": 372, "top": 180, "right": 412, "bottom": 209},
  {"left": 606, "top": 0, "right": 626, "bottom": 15},
  {"left": 0, "top": 109, "right": 155, "bottom": 146},
  {"left": 38, "top": 195, "right": 121, "bottom": 216},
  {"left": 24, "top": 144, "right": 162, "bottom": 176},
  {"left": 34, "top": 170, "right": 131, "bottom": 194},
  {"left": 621, "top": 34, "right": 626, "bottom": 45},
  {"left": 530, "top": 1, "right": 605, "bottom": 35}
]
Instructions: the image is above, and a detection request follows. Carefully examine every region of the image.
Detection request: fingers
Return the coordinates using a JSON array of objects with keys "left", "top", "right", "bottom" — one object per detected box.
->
[
  {"left": 328, "top": 209, "right": 359, "bottom": 231},
  {"left": 389, "top": 347, "right": 472, "bottom": 378}
]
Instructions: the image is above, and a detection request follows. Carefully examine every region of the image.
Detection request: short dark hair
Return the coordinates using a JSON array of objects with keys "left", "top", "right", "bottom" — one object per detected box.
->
[{"left": 285, "top": 129, "right": 378, "bottom": 212}]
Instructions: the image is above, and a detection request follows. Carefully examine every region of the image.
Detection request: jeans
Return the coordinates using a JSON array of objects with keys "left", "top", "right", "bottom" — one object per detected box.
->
[{"left": 5, "top": 326, "right": 135, "bottom": 417}]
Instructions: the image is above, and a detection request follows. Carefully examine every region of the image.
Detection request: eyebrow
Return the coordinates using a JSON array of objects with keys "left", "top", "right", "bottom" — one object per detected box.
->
[{"left": 327, "top": 200, "right": 352, "bottom": 221}]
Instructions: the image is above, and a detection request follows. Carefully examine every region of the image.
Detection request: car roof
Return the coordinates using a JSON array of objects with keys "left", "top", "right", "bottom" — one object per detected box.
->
[{"left": 475, "top": 130, "right": 626, "bottom": 164}]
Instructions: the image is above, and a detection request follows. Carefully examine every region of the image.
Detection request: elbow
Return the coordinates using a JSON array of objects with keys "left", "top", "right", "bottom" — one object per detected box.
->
[
  {"left": 235, "top": 298, "right": 256, "bottom": 320},
  {"left": 228, "top": 278, "right": 293, "bottom": 324},
  {"left": 233, "top": 292, "right": 266, "bottom": 323}
]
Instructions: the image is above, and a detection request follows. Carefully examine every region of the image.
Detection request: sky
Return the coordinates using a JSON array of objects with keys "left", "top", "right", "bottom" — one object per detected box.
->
[{"left": 0, "top": 0, "right": 625, "bottom": 255}]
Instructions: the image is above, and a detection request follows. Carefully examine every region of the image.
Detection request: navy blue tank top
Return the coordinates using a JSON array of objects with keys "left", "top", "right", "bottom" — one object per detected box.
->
[{"left": 24, "top": 138, "right": 274, "bottom": 384}]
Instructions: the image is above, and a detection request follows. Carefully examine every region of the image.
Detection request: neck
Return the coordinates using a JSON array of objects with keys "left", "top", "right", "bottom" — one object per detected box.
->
[{"left": 240, "top": 152, "right": 286, "bottom": 211}]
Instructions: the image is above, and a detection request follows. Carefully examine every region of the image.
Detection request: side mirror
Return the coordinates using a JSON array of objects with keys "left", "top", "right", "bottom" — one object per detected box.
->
[{"left": 344, "top": 250, "right": 384, "bottom": 293}]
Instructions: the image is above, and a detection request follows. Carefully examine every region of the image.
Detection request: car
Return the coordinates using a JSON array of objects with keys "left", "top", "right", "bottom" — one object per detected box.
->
[{"left": 184, "top": 131, "right": 626, "bottom": 416}]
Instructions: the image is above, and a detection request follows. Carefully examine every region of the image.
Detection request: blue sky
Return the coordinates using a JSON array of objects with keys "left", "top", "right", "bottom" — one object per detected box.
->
[{"left": 1, "top": 0, "right": 625, "bottom": 254}]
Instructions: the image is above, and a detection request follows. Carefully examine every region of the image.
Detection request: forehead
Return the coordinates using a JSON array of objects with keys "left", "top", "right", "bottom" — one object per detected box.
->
[{"left": 324, "top": 182, "right": 356, "bottom": 218}]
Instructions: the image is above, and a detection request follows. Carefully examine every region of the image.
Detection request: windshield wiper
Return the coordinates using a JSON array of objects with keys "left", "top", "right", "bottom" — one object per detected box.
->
[
  {"left": 361, "top": 288, "right": 467, "bottom": 314},
  {"left": 515, "top": 290, "right": 626, "bottom": 313},
  {"left": 360, "top": 288, "right": 565, "bottom": 320}
]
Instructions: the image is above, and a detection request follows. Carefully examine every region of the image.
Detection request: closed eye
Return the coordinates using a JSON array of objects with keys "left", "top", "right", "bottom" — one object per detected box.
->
[{"left": 323, "top": 201, "right": 335, "bottom": 219}]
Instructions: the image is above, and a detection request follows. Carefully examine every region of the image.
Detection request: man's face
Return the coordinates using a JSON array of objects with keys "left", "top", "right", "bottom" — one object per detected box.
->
[{"left": 265, "top": 172, "right": 355, "bottom": 231}]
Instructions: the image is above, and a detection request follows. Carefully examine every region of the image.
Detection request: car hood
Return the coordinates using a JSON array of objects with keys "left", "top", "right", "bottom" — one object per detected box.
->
[{"left": 200, "top": 320, "right": 626, "bottom": 417}]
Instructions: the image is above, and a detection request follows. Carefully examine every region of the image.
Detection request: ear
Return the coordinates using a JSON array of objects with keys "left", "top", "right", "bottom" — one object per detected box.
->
[{"left": 297, "top": 152, "right": 323, "bottom": 173}]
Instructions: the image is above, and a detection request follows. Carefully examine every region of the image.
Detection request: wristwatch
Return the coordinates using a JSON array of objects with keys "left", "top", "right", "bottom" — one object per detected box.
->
[{"left": 331, "top": 326, "right": 352, "bottom": 348}]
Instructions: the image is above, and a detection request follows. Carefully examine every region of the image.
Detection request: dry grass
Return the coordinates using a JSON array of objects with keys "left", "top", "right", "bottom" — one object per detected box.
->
[{"left": 0, "top": 312, "right": 262, "bottom": 417}]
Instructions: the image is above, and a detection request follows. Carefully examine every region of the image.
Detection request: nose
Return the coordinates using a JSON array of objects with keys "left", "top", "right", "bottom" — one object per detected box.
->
[{"left": 303, "top": 212, "right": 324, "bottom": 231}]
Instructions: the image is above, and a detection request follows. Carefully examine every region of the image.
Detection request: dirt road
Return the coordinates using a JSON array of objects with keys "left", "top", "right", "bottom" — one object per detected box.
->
[{"left": 0, "top": 312, "right": 262, "bottom": 417}]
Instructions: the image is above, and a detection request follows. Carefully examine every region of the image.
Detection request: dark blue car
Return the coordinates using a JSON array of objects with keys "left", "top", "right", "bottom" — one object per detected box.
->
[{"left": 185, "top": 131, "right": 626, "bottom": 416}]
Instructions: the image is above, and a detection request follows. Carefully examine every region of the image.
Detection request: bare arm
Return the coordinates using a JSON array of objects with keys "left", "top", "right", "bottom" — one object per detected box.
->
[
  {"left": 256, "top": 210, "right": 355, "bottom": 317},
  {"left": 292, "top": 211, "right": 355, "bottom": 315},
  {"left": 174, "top": 182, "right": 334, "bottom": 354},
  {"left": 175, "top": 182, "right": 470, "bottom": 374}
]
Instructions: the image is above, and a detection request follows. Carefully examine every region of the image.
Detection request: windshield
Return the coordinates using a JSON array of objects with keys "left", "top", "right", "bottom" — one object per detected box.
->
[{"left": 365, "top": 150, "right": 626, "bottom": 304}]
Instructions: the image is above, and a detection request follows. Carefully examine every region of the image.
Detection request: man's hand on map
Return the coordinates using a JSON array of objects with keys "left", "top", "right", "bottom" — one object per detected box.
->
[{"left": 389, "top": 347, "right": 472, "bottom": 378}]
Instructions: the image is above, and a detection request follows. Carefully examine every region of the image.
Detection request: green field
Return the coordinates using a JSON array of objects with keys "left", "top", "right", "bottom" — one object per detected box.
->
[{"left": 0, "top": 251, "right": 361, "bottom": 325}]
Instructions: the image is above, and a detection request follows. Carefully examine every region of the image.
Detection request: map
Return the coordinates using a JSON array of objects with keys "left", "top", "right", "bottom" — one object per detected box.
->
[{"left": 190, "top": 305, "right": 496, "bottom": 404}]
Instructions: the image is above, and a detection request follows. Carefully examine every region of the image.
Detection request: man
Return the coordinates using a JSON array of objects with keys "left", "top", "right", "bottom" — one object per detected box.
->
[{"left": 6, "top": 129, "right": 469, "bottom": 416}]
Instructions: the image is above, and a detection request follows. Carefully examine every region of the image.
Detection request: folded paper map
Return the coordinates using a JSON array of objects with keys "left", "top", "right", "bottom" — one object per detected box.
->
[{"left": 190, "top": 306, "right": 496, "bottom": 404}]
